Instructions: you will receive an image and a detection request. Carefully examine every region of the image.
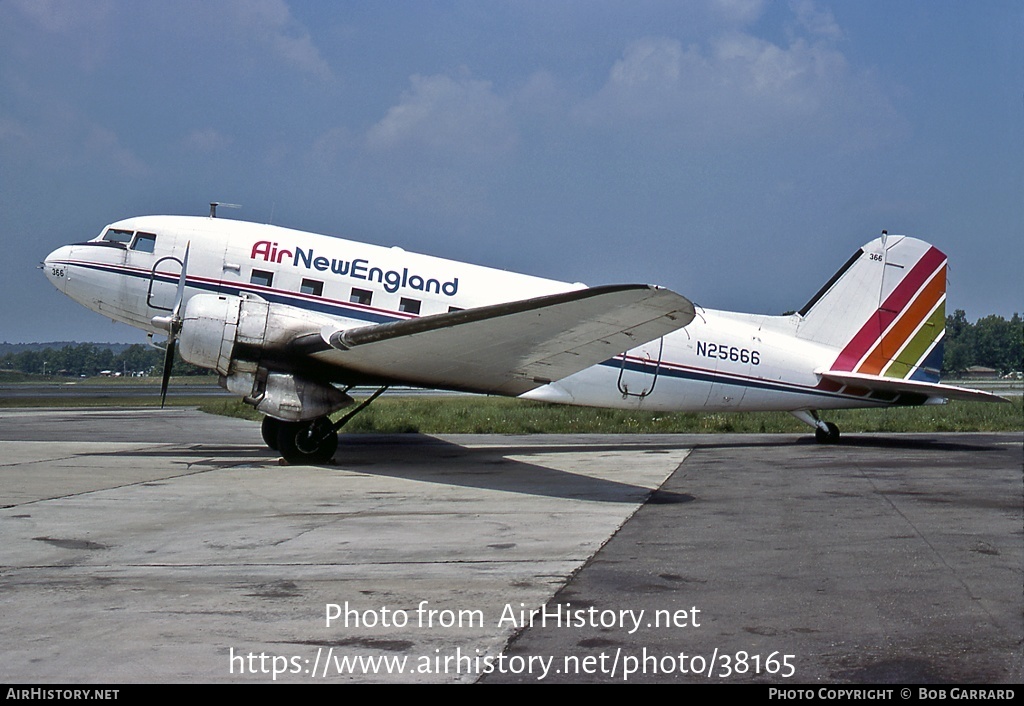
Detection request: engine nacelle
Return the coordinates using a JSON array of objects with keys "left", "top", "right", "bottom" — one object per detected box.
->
[
  {"left": 177, "top": 293, "right": 352, "bottom": 421},
  {"left": 178, "top": 294, "right": 245, "bottom": 376},
  {"left": 222, "top": 369, "right": 353, "bottom": 421}
]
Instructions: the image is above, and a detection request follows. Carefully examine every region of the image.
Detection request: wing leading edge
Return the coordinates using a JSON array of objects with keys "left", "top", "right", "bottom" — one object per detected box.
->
[{"left": 318, "top": 284, "right": 695, "bottom": 395}]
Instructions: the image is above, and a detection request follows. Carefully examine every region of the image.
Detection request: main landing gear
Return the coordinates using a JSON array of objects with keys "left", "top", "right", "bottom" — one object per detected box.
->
[
  {"left": 790, "top": 410, "right": 841, "bottom": 444},
  {"left": 260, "top": 386, "right": 389, "bottom": 465},
  {"left": 262, "top": 416, "right": 339, "bottom": 464}
]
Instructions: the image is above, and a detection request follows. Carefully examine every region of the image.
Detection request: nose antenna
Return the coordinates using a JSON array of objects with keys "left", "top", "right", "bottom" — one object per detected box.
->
[{"left": 209, "top": 202, "right": 241, "bottom": 218}]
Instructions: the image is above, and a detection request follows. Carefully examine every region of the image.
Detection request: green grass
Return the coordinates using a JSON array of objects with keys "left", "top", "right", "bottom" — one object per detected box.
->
[
  {"left": 197, "top": 395, "right": 1023, "bottom": 434},
  {"left": 5, "top": 375, "right": 1018, "bottom": 433}
]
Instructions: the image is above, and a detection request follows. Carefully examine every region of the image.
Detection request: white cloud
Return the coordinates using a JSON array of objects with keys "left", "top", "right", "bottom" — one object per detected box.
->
[
  {"left": 6, "top": 0, "right": 114, "bottom": 34},
  {"left": 607, "top": 37, "right": 686, "bottom": 92},
  {"left": 366, "top": 72, "right": 516, "bottom": 160},
  {"left": 180, "top": 128, "right": 233, "bottom": 152},
  {"left": 790, "top": 0, "right": 843, "bottom": 40},
  {"left": 709, "top": 0, "right": 768, "bottom": 25},
  {"left": 2, "top": 0, "right": 331, "bottom": 80},
  {"left": 84, "top": 125, "right": 149, "bottom": 176},
  {"left": 2, "top": 0, "right": 115, "bottom": 71},
  {"left": 223, "top": 0, "right": 332, "bottom": 80},
  {"left": 574, "top": 29, "right": 894, "bottom": 149}
]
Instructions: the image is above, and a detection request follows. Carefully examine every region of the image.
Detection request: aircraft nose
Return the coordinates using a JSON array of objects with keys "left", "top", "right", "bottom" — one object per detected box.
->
[{"left": 43, "top": 245, "right": 73, "bottom": 293}]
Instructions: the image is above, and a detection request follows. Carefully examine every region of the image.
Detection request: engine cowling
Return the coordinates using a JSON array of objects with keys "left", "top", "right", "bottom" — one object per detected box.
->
[
  {"left": 178, "top": 294, "right": 244, "bottom": 375},
  {"left": 177, "top": 293, "right": 353, "bottom": 421}
]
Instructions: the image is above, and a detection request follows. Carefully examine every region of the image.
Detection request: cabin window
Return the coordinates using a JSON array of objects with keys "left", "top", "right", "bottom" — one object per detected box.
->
[
  {"left": 131, "top": 232, "right": 156, "bottom": 253},
  {"left": 399, "top": 297, "right": 421, "bottom": 315},
  {"left": 300, "top": 278, "right": 323, "bottom": 296},
  {"left": 104, "top": 228, "right": 134, "bottom": 244},
  {"left": 350, "top": 288, "right": 372, "bottom": 306},
  {"left": 448, "top": 306, "right": 463, "bottom": 313},
  {"left": 250, "top": 269, "right": 274, "bottom": 287}
]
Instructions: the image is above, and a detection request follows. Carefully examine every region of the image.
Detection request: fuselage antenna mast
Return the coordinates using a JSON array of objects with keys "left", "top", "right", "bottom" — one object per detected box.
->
[{"left": 210, "top": 202, "right": 241, "bottom": 218}]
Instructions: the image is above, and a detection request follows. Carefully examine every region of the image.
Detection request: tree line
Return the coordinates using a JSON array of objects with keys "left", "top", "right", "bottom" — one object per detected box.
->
[
  {"left": 0, "top": 343, "right": 210, "bottom": 377},
  {"left": 942, "top": 310, "right": 1021, "bottom": 375},
  {"left": 1, "top": 311, "right": 1020, "bottom": 378}
]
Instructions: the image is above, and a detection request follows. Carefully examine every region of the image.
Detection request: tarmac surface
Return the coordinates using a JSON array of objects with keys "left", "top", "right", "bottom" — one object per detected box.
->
[{"left": 0, "top": 408, "right": 1020, "bottom": 684}]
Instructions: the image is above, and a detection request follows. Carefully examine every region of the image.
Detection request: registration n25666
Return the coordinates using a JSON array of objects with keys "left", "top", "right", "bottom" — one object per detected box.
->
[{"left": 695, "top": 341, "right": 760, "bottom": 366}]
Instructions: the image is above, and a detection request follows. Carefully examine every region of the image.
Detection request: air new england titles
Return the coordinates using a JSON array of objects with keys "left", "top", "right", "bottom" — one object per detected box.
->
[{"left": 251, "top": 240, "right": 459, "bottom": 297}]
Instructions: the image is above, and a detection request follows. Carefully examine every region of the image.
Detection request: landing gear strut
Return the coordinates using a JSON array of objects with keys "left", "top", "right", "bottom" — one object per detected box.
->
[
  {"left": 790, "top": 410, "right": 841, "bottom": 444},
  {"left": 260, "top": 386, "right": 390, "bottom": 465},
  {"left": 814, "top": 421, "right": 841, "bottom": 444}
]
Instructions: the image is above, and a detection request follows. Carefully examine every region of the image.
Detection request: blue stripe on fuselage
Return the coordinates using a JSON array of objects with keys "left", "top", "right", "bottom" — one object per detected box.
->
[
  {"left": 66, "top": 259, "right": 885, "bottom": 405},
  {"left": 604, "top": 358, "right": 886, "bottom": 403},
  {"left": 67, "top": 260, "right": 402, "bottom": 325}
]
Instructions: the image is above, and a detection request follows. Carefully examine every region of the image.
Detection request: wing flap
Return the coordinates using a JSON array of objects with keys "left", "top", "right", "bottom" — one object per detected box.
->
[
  {"left": 319, "top": 284, "right": 695, "bottom": 395},
  {"left": 817, "top": 369, "right": 1010, "bottom": 403}
]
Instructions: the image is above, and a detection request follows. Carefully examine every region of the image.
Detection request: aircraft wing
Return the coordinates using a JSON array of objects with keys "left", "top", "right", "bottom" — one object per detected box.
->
[
  {"left": 817, "top": 369, "right": 1010, "bottom": 403},
  {"left": 317, "top": 284, "right": 695, "bottom": 395}
]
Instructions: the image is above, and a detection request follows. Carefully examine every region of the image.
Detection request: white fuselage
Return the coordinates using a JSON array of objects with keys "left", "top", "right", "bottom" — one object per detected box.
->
[{"left": 43, "top": 215, "right": 876, "bottom": 413}]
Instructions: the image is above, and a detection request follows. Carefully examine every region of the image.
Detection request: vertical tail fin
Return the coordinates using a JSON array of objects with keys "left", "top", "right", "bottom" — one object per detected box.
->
[{"left": 796, "top": 234, "right": 947, "bottom": 383}]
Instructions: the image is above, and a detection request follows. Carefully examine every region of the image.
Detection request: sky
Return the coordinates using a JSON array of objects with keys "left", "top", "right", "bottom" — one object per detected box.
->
[{"left": 1, "top": 0, "right": 1020, "bottom": 343}]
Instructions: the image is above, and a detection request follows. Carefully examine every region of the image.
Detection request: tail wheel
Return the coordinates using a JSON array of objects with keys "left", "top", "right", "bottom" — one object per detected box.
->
[
  {"left": 261, "top": 416, "right": 281, "bottom": 451},
  {"left": 277, "top": 417, "right": 339, "bottom": 465},
  {"left": 815, "top": 422, "right": 841, "bottom": 444}
]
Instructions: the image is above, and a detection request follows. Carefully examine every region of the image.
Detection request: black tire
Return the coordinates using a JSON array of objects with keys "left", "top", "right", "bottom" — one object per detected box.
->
[
  {"left": 277, "top": 417, "right": 339, "bottom": 465},
  {"left": 261, "top": 416, "right": 281, "bottom": 451},
  {"left": 814, "top": 422, "right": 840, "bottom": 444}
]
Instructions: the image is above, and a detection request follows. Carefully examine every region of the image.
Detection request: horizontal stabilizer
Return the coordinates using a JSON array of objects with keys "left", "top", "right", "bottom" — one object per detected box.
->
[
  {"left": 319, "top": 284, "right": 695, "bottom": 395},
  {"left": 817, "top": 369, "right": 1010, "bottom": 404}
]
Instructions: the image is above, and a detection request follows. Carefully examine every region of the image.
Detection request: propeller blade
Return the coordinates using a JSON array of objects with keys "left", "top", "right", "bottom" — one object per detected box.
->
[
  {"left": 172, "top": 242, "right": 190, "bottom": 317},
  {"left": 160, "top": 242, "right": 189, "bottom": 408},
  {"left": 159, "top": 337, "right": 176, "bottom": 408}
]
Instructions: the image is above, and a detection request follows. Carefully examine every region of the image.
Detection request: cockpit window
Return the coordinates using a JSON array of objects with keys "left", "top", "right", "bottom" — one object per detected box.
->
[
  {"left": 104, "top": 228, "right": 134, "bottom": 244},
  {"left": 131, "top": 232, "right": 156, "bottom": 253}
]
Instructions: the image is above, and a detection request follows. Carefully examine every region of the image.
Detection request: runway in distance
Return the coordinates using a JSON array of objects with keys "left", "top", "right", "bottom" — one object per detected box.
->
[{"left": 43, "top": 206, "right": 1005, "bottom": 463}]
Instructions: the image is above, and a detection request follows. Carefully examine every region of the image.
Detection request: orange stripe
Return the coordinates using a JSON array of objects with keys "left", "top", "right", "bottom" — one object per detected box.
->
[
  {"left": 832, "top": 246, "right": 945, "bottom": 372},
  {"left": 857, "top": 265, "right": 946, "bottom": 375}
]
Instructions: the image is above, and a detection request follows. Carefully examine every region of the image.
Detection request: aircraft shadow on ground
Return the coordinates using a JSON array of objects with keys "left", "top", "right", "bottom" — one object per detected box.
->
[
  {"left": 88, "top": 434, "right": 694, "bottom": 504},
  {"left": 319, "top": 432, "right": 1009, "bottom": 499},
  {"left": 329, "top": 435, "right": 696, "bottom": 504},
  {"left": 341, "top": 431, "right": 1007, "bottom": 455},
  {"left": 83, "top": 431, "right": 1011, "bottom": 503}
]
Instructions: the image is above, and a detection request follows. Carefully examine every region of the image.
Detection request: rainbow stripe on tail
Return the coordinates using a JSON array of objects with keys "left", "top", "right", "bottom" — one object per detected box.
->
[
  {"left": 797, "top": 234, "right": 1003, "bottom": 404},
  {"left": 829, "top": 241, "right": 946, "bottom": 383}
]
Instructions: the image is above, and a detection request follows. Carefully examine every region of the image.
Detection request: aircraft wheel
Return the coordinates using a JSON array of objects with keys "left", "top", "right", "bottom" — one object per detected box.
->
[
  {"left": 814, "top": 422, "right": 840, "bottom": 444},
  {"left": 278, "top": 417, "right": 339, "bottom": 465},
  {"left": 261, "top": 416, "right": 281, "bottom": 451}
]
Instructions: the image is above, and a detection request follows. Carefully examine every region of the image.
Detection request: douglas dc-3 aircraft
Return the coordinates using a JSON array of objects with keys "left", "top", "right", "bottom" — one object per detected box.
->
[{"left": 43, "top": 208, "right": 1004, "bottom": 463}]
